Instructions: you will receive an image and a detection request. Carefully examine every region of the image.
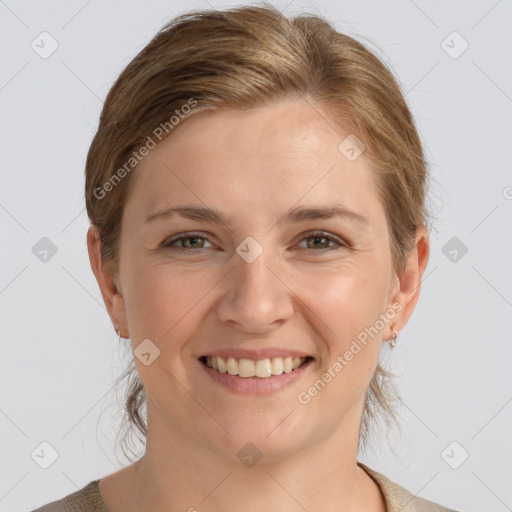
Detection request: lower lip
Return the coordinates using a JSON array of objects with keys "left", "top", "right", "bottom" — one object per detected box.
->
[{"left": 199, "top": 358, "right": 314, "bottom": 395}]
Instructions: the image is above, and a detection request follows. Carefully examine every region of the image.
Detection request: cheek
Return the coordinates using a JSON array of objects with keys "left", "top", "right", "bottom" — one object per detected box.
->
[
  {"left": 297, "top": 259, "right": 388, "bottom": 396},
  {"left": 123, "top": 261, "right": 215, "bottom": 345},
  {"left": 122, "top": 264, "right": 215, "bottom": 396},
  {"left": 297, "top": 271, "right": 386, "bottom": 412},
  {"left": 303, "top": 261, "right": 388, "bottom": 340}
]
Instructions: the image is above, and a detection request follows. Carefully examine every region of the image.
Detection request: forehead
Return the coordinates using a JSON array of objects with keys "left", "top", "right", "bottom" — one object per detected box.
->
[
  {"left": 124, "top": 100, "right": 385, "bottom": 227},
  {"left": 158, "top": 100, "right": 354, "bottom": 164}
]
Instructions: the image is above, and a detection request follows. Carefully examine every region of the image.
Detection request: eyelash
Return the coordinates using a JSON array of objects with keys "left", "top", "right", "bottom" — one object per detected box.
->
[{"left": 163, "top": 231, "right": 348, "bottom": 254}]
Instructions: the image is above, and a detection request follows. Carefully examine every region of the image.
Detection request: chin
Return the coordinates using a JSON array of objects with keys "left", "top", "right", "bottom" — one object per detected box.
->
[{"left": 201, "top": 413, "right": 312, "bottom": 464}]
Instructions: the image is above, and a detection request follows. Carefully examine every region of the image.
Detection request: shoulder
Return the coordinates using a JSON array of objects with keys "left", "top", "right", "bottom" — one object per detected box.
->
[
  {"left": 357, "top": 461, "right": 461, "bottom": 512},
  {"left": 31, "top": 480, "right": 109, "bottom": 512}
]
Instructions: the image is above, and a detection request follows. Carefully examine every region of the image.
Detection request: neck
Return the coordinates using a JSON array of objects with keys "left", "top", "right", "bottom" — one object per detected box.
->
[{"left": 114, "top": 403, "right": 385, "bottom": 512}]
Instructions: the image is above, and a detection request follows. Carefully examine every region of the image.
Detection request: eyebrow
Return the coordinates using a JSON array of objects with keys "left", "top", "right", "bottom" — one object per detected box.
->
[{"left": 144, "top": 204, "right": 369, "bottom": 226}]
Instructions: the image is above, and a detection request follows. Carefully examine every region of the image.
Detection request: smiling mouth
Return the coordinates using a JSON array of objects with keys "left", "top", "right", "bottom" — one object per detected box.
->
[{"left": 199, "top": 355, "right": 313, "bottom": 378}]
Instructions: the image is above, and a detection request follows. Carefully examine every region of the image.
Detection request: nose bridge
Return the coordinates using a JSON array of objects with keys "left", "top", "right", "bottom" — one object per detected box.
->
[
  {"left": 233, "top": 231, "right": 274, "bottom": 286},
  {"left": 236, "top": 245, "right": 274, "bottom": 291},
  {"left": 216, "top": 239, "right": 294, "bottom": 331},
  {"left": 233, "top": 240, "right": 279, "bottom": 303}
]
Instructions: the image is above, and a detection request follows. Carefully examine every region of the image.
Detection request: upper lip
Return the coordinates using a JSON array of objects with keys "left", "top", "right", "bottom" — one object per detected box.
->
[{"left": 199, "top": 348, "right": 313, "bottom": 360}]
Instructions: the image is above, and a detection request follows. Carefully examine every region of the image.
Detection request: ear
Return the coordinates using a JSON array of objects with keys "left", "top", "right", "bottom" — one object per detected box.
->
[
  {"left": 385, "top": 224, "right": 430, "bottom": 339},
  {"left": 86, "top": 225, "right": 129, "bottom": 338}
]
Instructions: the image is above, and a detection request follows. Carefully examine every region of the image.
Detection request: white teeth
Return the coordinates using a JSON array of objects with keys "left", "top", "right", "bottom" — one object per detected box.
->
[
  {"left": 255, "top": 358, "right": 272, "bottom": 378},
  {"left": 238, "top": 358, "right": 255, "bottom": 378},
  {"left": 226, "top": 357, "right": 238, "bottom": 375},
  {"left": 204, "top": 355, "right": 308, "bottom": 378},
  {"left": 271, "top": 357, "right": 284, "bottom": 375},
  {"left": 217, "top": 357, "right": 227, "bottom": 373}
]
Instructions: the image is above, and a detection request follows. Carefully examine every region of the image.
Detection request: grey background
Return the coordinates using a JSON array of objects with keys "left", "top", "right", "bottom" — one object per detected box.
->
[{"left": 1, "top": 1, "right": 511, "bottom": 511}]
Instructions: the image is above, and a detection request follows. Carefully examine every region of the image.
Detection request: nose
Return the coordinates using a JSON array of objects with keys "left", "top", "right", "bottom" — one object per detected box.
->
[{"left": 216, "top": 247, "right": 295, "bottom": 334}]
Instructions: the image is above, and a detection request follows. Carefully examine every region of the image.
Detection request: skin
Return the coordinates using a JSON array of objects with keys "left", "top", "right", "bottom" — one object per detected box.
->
[{"left": 87, "top": 99, "right": 429, "bottom": 512}]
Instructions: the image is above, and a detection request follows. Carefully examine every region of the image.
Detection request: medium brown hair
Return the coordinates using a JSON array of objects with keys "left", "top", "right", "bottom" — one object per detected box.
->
[{"left": 86, "top": 3, "right": 431, "bottom": 461}]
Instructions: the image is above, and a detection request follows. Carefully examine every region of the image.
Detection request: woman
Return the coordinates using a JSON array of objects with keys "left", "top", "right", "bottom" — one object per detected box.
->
[{"left": 33, "top": 3, "right": 459, "bottom": 511}]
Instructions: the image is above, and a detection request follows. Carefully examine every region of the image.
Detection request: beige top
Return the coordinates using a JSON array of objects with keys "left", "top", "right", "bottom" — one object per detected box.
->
[{"left": 32, "top": 461, "right": 459, "bottom": 511}]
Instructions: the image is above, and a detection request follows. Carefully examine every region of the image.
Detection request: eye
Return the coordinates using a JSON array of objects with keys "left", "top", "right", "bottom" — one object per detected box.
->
[
  {"left": 296, "top": 231, "right": 347, "bottom": 251},
  {"left": 163, "top": 232, "right": 214, "bottom": 252},
  {"left": 163, "top": 230, "right": 348, "bottom": 254}
]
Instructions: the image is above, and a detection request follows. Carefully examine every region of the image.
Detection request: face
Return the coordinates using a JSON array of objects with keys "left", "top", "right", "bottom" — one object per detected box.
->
[{"left": 89, "top": 99, "right": 427, "bottom": 462}]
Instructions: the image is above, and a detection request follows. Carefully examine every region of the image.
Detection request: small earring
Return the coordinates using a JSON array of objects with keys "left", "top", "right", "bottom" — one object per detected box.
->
[
  {"left": 387, "top": 331, "right": 399, "bottom": 348},
  {"left": 115, "top": 324, "right": 123, "bottom": 341}
]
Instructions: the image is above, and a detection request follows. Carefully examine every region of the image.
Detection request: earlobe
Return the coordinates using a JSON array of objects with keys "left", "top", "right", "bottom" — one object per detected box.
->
[
  {"left": 111, "top": 293, "right": 129, "bottom": 338},
  {"left": 86, "top": 225, "right": 129, "bottom": 337}
]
